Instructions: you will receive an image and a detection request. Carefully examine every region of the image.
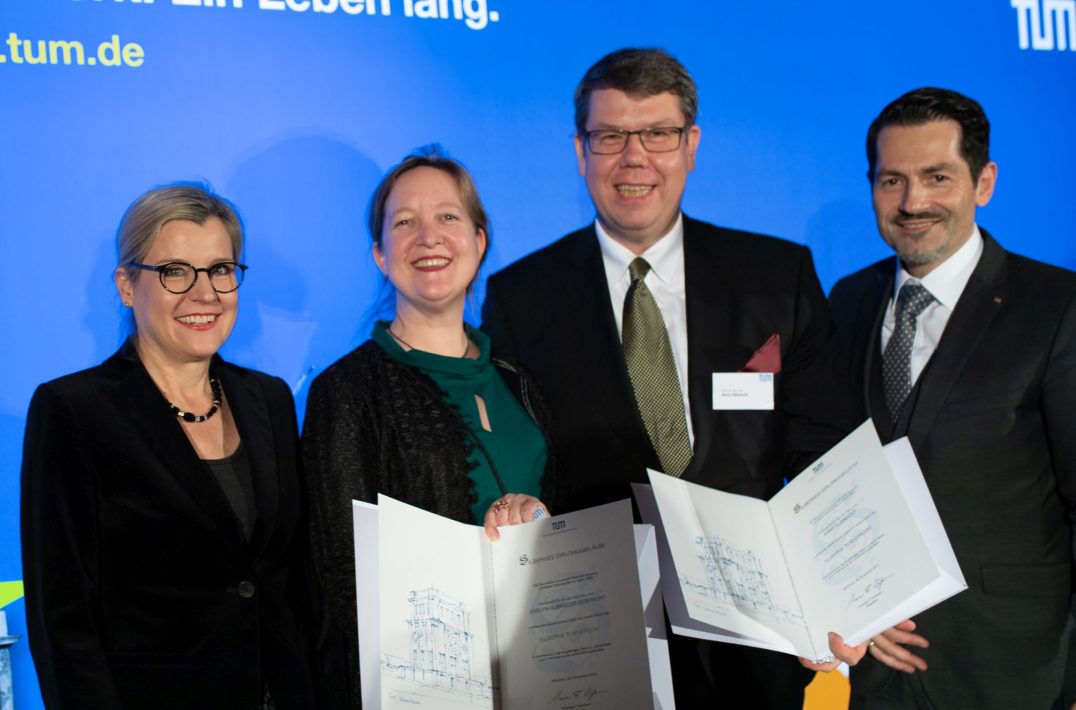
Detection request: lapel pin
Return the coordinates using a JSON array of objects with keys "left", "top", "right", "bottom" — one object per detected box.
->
[{"left": 993, "top": 296, "right": 1003, "bottom": 304}]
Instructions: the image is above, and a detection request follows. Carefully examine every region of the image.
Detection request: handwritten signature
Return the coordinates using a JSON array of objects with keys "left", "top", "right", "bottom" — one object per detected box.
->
[
  {"left": 387, "top": 691, "right": 421, "bottom": 705},
  {"left": 846, "top": 574, "right": 894, "bottom": 609},
  {"left": 549, "top": 686, "right": 610, "bottom": 706}
]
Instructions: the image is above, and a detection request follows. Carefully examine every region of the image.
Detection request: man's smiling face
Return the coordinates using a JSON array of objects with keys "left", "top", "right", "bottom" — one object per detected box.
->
[
  {"left": 575, "top": 88, "right": 700, "bottom": 254},
  {"left": 871, "top": 119, "right": 996, "bottom": 277}
]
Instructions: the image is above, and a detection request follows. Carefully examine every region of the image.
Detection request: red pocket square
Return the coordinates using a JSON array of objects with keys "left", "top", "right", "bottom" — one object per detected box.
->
[{"left": 739, "top": 333, "right": 782, "bottom": 374}]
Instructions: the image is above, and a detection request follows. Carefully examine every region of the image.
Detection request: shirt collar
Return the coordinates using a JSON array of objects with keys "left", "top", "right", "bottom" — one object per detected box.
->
[
  {"left": 894, "top": 225, "right": 984, "bottom": 309},
  {"left": 595, "top": 214, "right": 685, "bottom": 288}
]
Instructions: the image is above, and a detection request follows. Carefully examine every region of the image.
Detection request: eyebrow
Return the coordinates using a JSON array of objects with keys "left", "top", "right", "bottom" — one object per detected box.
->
[
  {"left": 588, "top": 120, "right": 682, "bottom": 130},
  {"left": 920, "top": 162, "right": 957, "bottom": 173},
  {"left": 876, "top": 162, "right": 958, "bottom": 178},
  {"left": 150, "top": 257, "right": 232, "bottom": 264},
  {"left": 391, "top": 202, "right": 463, "bottom": 216}
]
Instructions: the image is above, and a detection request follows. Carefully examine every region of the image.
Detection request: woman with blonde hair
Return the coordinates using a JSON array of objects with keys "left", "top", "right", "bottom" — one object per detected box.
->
[
  {"left": 303, "top": 147, "right": 555, "bottom": 707},
  {"left": 21, "top": 184, "right": 342, "bottom": 709}
]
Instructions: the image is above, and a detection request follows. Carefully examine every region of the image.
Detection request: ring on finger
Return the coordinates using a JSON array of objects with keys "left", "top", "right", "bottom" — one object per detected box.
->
[{"left": 492, "top": 499, "right": 510, "bottom": 513}]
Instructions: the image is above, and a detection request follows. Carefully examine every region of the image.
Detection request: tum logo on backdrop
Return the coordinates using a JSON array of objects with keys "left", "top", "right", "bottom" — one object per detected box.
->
[{"left": 1012, "top": 0, "right": 1076, "bottom": 50}]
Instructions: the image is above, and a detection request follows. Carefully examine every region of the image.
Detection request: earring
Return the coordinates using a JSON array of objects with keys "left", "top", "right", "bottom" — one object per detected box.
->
[{"left": 124, "top": 300, "right": 132, "bottom": 307}]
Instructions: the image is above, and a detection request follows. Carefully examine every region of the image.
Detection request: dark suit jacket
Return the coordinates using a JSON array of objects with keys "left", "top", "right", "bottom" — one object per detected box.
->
[
  {"left": 828, "top": 231, "right": 1076, "bottom": 710},
  {"left": 21, "top": 350, "right": 337, "bottom": 709},
  {"left": 483, "top": 216, "right": 839, "bottom": 708}
]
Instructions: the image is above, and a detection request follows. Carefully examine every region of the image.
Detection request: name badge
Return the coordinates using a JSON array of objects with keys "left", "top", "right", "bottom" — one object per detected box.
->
[{"left": 712, "top": 373, "right": 774, "bottom": 410}]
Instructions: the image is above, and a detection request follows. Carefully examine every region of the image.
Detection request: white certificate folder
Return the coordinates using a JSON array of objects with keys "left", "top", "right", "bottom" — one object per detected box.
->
[
  {"left": 353, "top": 496, "right": 656, "bottom": 710},
  {"left": 633, "top": 420, "right": 966, "bottom": 662}
]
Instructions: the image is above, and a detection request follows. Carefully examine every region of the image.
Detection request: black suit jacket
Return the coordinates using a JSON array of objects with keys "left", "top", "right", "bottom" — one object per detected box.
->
[
  {"left": 21, "top": 350, "right": 337, "bottom": 709},
  {"left": 483, "top": 216, "right": 839, "bottom": 707},
  {"left": 828, "top": 231, "right": 1076, "bottom": 710},
  {"left": 484, "top": 216, "right": 838, "bottom": 509}
]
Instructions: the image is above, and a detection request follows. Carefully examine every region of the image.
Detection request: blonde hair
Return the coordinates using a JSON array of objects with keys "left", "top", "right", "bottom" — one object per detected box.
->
[{"left": 116, "top": 183, "right": 244, "bottom": 336}]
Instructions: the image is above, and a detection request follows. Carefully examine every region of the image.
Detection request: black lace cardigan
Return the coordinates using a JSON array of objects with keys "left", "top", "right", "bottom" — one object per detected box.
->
[{"left": 301, "top": 339, "right": 557, "bottom": 708}]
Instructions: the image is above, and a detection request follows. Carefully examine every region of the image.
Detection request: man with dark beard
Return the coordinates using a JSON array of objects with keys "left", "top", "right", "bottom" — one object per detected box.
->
[{"left": 827, "top": 87, "right": 1076, "bottom": 710}]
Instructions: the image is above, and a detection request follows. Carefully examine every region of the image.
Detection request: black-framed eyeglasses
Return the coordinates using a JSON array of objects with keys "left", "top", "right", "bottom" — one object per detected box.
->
[
  {"left": 129, "top": 261, "right": 248, "bottom": 294},
  {"left": 583, "top": 126, "right": 688, "bottom": 154}
]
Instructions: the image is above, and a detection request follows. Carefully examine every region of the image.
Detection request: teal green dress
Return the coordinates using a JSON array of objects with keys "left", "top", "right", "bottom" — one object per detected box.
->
[{"left": 372, "top": 322, "right": 548, "bottom": 522}]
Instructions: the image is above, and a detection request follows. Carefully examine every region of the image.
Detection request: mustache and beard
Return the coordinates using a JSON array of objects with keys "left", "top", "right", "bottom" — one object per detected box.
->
[{"left": 889, "top": 210, "right": 950, "bottom": 267}]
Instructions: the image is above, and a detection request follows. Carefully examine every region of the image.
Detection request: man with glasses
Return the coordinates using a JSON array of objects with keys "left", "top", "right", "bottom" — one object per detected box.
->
[{"left": 483, "top": 48, "right": 837, "bottom": 708}]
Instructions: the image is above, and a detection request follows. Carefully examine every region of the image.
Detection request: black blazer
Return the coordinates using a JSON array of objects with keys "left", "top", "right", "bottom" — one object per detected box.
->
[
  {"left": 483, "top": 216, "right": 839, "bottom": 510},
  {"left": 483, "top": 216, "right": 839, "bottom": 708},
  {"left": 20, "top": 350, "right": 336, "bottom": 709},
  {"left": 302, "top": 339, "right": 557, "bottom": 710},
  {"left": 828, "top": 231, "right": 1076, "bottom": 710}
]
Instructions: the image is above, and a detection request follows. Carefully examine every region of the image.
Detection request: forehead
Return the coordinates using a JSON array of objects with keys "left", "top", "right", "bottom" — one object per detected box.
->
[
  {"left": 585, "top": 88, "right": 685, "bottom": 129},
  {"left": 875, "top": 120, "right": 968, "bottom": 173},
  {"left": 389, "top": 166, "right": 461, "bottom": 206},
  {"left": 146, "top": 218, "right": 232, "bottom": 259}
]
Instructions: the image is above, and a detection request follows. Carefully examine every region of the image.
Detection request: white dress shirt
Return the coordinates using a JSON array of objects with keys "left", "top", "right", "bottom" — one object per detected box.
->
[
  {"left": 881, "top": 226, "right": 984, "bottom": 385},
  {"left": 595, "top": 215, "right": 694, "bottom": 445}
]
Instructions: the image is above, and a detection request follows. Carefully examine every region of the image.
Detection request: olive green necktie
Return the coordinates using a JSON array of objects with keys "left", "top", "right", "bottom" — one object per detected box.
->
[{"left": 622, "top": 257, "right": 693, "bottom": 477}]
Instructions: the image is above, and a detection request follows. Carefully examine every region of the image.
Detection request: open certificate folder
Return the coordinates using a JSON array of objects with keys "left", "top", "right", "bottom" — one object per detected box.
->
[
  {"left": 634, "top": 420, "right": 967, "bottom": 663},
  {"left": 352, "top": 496, "right": 658, "bottom": 710}
]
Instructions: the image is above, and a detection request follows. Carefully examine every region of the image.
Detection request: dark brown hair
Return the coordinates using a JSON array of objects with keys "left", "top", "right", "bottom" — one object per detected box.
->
[
  {"left": 574, "top": 48, "right": 698, "bottom": 134},
  {"left": 866, "top": 87, "right": 991, "bottom": 183}
]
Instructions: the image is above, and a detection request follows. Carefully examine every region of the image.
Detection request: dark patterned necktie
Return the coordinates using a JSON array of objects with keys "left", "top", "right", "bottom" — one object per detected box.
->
[
  {"left": 882, "top": 282, "right": 935, "bottom": 418},
  {"left": 622, "top": 258, "right": 692, "bottom": 477}
]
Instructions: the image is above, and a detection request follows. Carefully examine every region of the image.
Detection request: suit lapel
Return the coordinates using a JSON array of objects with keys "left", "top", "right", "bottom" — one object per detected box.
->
[
  {"left": 857, "top": 262, "right": 895, "bottom": 423},
  {"left": 217, "top": 363, "right": 281, "bottom": 562},
  {"left": 118, "top": 355, "right": 250, "bottom": 559},
  {"left": 565, "top": 226, "right": 623, "bottom": 369},
  {"left": 906, "top": 233, "right": 1009, "bottom": 444},
  {"left": 682, "top": 218, "right": 737, "bottom": 478},
  {"left": 564, "top": 227, "right": 657, "bottom": 462}
]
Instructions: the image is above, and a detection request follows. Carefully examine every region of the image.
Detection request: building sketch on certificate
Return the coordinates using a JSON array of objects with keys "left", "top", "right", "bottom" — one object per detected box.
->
[
  {"left": 681, "top": 535, "right": 807, "bottom": 630},
  {"left": 381, "top": 586, "right": 495, "bottom": 709}
]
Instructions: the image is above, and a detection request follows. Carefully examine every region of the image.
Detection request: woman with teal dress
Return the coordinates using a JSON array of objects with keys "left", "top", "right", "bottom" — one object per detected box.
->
[{"left": 302, "top": 146, "right": 554, "bottom": 708}]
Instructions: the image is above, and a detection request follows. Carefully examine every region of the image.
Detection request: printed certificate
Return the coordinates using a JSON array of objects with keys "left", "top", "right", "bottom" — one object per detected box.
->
[
  {"left": 354, "top": 497, "right": 657, "bottom": 709},
  {"left": 634, "top": 420, "right": 967, "bottom": 662}
]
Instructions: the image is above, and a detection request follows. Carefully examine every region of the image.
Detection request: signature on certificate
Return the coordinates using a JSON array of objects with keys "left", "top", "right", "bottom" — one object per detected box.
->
[
  {"left": 846, "top": 573, "right": 894, "bottom": 609},
  {"left": 548, "top": 685, "right": 610, "bottom": 706}
]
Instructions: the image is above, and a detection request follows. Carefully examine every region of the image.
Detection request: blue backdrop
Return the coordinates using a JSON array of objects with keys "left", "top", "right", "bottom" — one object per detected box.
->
[{"left": 3, "top": 1, "right": 1075, "bottom": 706}]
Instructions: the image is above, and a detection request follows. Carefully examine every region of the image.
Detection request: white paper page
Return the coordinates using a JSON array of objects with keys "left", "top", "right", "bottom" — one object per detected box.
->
[
  {"left": 377, "top": 495, "right": 495, "bottom": 710},
  {"left": 647, "top": 471, "right": 808, "bottom": 653},
  {"left": 631, "top": 482, "right": 791, "bottom": 653},
  {"left": 633, "top": 524, "right": 674, "bottom": 710},
  {"left": 884, "top": 438, "right": 964, "bottom": 582},
  {"left": 848, "top": 438, "right": 967, "bottom": 638},
  {"left": 353, "top": 501, "right": 382, "bottom": 710},
  {"left": 769, "top": 421, "right": 942, "bottom": 655},
  {"left": 490, "top": 500, "right": 653, "bottom": 710}
]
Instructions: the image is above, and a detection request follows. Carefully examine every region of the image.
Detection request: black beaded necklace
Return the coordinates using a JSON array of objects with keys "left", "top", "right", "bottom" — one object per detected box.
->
[{"left": 168, "top": 376, "right": 223, "bottom": 423}]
